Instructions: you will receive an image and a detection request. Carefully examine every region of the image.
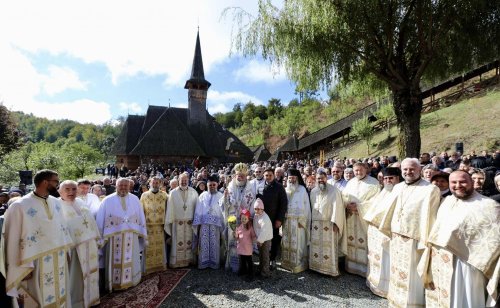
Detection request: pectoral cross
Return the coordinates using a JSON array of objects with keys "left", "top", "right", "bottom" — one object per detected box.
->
[
  {"left": 82, "top": 217, "right": 89, "bottom": 228},
  {"left": 181, "top": 189, "right": 188, "bottom": 211}
]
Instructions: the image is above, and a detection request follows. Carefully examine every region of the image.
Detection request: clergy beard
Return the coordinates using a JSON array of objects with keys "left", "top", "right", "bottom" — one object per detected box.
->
[
  {"left": 151, "top": 188, "right": 159, "bottom": 193},
  {"left": 286, "top": 183, "right": 298, "bottom": 193},
  {"left": 117, "top": 191, "right": 128, "bottom": 197},
  {"left": 236, "top": 179, "right": 246, "bottom": 187},
  {"left": 319, "top": 183, "right": 326, "bottom": 191},
  {"left": 256, "top": 175, "right": 264, "bottom": 180},
  {"left": 452, "top": 187, "right": 474, "bottom": 199},
  {"left": 383, "top": 184, "right": 394, "bottom": 192}
]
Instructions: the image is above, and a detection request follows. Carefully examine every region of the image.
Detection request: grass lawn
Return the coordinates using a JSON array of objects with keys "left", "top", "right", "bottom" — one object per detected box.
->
[{"left": 334, "top": 86, "right": 500, "bottom": 159}]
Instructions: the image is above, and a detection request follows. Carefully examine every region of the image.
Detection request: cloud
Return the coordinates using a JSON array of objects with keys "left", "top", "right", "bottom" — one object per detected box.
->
[
  {"left": 30, "top": 100, "right": 112, "bottom": 124},
  {"left": 0, "top": 43, "right": 111, "bottom": 124},
  {"left": 233, "top": 59, "right": 287, "bottom": 84},
  {"left": 0, "top": 0, "right": 260, "bottom": 88},
  {"left": 207, "top": 90, "right": 264, "bottom": 113},
  {"left": 119, "top": 102, "right": 142, "bottom": 113},
  {"left": 41, "top": 65, "right": 88, "bottom": 96}
]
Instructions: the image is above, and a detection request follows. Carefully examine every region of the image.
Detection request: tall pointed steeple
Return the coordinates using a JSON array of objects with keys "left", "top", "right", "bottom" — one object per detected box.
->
[
  {"left": 185, "top": 30, "right": 210, "bottom": 126},
  {"left": 184, "top": 30, "right": 211, "bottom": 90}
]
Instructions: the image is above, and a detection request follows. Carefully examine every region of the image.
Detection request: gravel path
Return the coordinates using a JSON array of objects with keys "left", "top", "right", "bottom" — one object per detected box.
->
[{"left": 161, "top": 260, "right": 387, "bottom": 307}]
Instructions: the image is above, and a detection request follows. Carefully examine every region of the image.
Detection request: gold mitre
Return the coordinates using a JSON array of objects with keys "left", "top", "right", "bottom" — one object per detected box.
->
[{"left": 233, "top": 163, "right": 249, "bottom": 175}]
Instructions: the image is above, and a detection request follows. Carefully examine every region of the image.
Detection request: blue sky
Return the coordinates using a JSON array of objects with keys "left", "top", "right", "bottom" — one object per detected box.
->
[{"left": 0, "top": 0, "right": 326, "bottom": 125}]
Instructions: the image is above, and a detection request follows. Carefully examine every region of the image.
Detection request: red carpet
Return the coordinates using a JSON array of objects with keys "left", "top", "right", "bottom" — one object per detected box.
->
[{"left": 97, "top": 269, "right": 190, "bottom": 308}]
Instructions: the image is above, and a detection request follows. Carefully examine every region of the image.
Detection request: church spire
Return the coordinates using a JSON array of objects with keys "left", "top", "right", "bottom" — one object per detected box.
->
[
  {"left": 184, "top": 30, "right": 211, "bottom": 90},
  {"left": 186, "top": 30, "right": 210, "bottom": 126}
]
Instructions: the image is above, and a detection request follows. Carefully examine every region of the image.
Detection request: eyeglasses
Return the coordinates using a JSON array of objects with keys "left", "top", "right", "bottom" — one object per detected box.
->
[{"left": 254, "top": 208, "right": 264, "bottom": 211}]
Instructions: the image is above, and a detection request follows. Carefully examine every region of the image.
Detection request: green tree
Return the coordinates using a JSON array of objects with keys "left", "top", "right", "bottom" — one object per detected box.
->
[
  {"left": 27, "top": 142, "right": 62, "bottom": 171},
  {"left": 226, "top": 0, "right": 499, "bottom": 158},
  {"left": 242, "top": 102, "right": 257, "bottom": 124},
  {"left": 351, "top": 116, "right": 374, "bottom": 155},
  {"left": 267, "top": 98, "right": 283, "bottom": 117},
  {"left": 232, "top": 103, "right": 244, "bottom": 127},
  {"left": 374, "top": 102, "right": 395, "bottom": 138},
  {"left": 0, "top": 103, "right": 21, "bottom": 155},
  {"left": 60, "top": 142, "right": 103, "bottom": 179},
  {"left": 254, "top": 105, "right": 268, "bottom": 120}
]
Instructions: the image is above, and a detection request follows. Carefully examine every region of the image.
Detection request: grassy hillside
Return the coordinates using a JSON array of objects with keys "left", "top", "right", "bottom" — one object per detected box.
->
[{"left": 334, "top": 85, "right": 500, "bottom": 159}]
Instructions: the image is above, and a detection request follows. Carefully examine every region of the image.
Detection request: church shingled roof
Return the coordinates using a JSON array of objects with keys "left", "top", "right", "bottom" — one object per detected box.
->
[
  {"left": 129, "top": 107, "right": 206, "bottom": 157},
  {"left": 114, "top": 105, "right": 253, "bottom": 162},
  {"left": 111, "top": 115, "right": 145, "bottom": 155}
]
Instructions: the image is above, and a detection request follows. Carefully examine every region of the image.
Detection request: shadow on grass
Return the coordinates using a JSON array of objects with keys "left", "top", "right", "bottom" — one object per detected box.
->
[{"left": 376, "top": 135, "right": 396, "bottom": 151}]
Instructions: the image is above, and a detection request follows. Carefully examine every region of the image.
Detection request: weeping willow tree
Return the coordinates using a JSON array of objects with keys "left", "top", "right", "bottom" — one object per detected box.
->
[{"left": 225, "top": 0, "right": 499, "bottom": 158}]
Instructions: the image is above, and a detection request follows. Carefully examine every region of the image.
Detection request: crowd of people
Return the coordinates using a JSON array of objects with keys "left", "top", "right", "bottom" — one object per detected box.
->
[{"left": 0, "top": 148, "right": 499, "bottom": 308}]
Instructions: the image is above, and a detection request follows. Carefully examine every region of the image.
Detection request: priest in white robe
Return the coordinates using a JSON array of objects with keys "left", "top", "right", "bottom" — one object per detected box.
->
[
  {"left": 165, "top": 173, "right": 199, "bottom": 268},
  {"left": 363, "top": 167, "right": 401, "bottom": 298},
  {"left": 96, "top": 178, "right": 147, "bottom": 292},
  {"left": 77, "top": 179, "right": 101, "bottom": 217},
  {"left": 250, "top": 166, "right": 266, "bottom": 196},
  {"left": 193, "top": 174, "right": 224, "bottom": 269},
  {"left": 2, "top": 170, "right": 73, "bottom": 308},
  {"left": 59, "top": 180, "right": 101, "bottom": 308},
  {"left": 342, "top": 162, "right": 380, "bottom": 277},
  {"left": 309, "top": 169, "right": 346, "bottom": 276},
  {"left": 379, "top": 158, "right": 441, "bottom": 307},
  {"left": 220, "top": 163, "right": 256, "bottom": 272},
  {"left": 418, "top": 171, "right": 500, "bottom": 308},
  {"left": 281, "top": 169, "right": 311, "bottom": 273}
]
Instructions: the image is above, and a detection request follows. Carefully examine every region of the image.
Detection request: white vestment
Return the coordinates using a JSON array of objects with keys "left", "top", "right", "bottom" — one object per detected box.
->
[
  {"left": 342, "top": 176, "right": 380, "bottom": 277},
  {"left": 220, "top": 180, "right": 256, "bottom": 272},
  {"left": 379, "top": 179, "right": 441, "bottom": 308},
  {"left": 281, "top": 185, "right": 311, "bottom": 273},
  {"left": 96, "top": 193, "right": 147, "bottom": 292},
  {"left": 77, "top": 193, "right": 101, "bottom": 217},
  {"left": 2, "top": 193, "right": 73, "bottom": 308},
  {"left": 419, "top": 192, "right": 500, "bottom": 307},
  {"left": 60, "top": 198, "right": 100, "bottom": 308},
  {"left": 363, "top": 187, "right": 393, "bottom": 298},
  {"left": 250, "top": 177, "right": 266, "bottom": 196},
  {"left": 165, "top": 187, "right": 199, "bottom": 268},
  {"left": 309, "top": 184, "right": 346, "bottom": 276}
]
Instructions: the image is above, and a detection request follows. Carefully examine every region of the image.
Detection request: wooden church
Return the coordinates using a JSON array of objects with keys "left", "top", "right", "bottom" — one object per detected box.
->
[{"left": 111, "top": 32, "right": 253, "bottom": 169}]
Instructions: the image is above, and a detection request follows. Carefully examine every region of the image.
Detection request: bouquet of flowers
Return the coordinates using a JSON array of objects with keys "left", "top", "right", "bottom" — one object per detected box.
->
[{"left": 227, "top": 215, "right": 237, "bottom": 231}]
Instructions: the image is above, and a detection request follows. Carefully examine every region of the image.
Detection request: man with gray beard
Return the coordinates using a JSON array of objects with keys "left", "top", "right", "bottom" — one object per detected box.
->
[
  {"left": 140, "top": 177, "right": 168, "bottom": 274},
  {"left": 327, "top": 164, "right": 348, "bottom": 191},
  {"left": 165, "top": 173, "right": 199, "bottom": 268},
  {"left": 363, "top": 167, "right": 401, "bottom": 298},
  {"left": 309, "top": 169, "right": 346, "bottom": 276},
  {"left": 342, "top": 162, "right": 380, "bottom": 277},
  {"left": 378, "top": 158, "right": 440, "bottom": 307},
  {"left": 281, "top": 169, "right": 311, "bottom": 273},
  {"left": 221, "top": 163, "right": 256, "bottom": 272}
]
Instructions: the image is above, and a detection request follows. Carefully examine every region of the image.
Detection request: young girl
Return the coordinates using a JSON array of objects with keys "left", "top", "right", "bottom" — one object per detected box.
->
[{"left": 236, "top": 209, "right": 256, "bottom": 281}]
